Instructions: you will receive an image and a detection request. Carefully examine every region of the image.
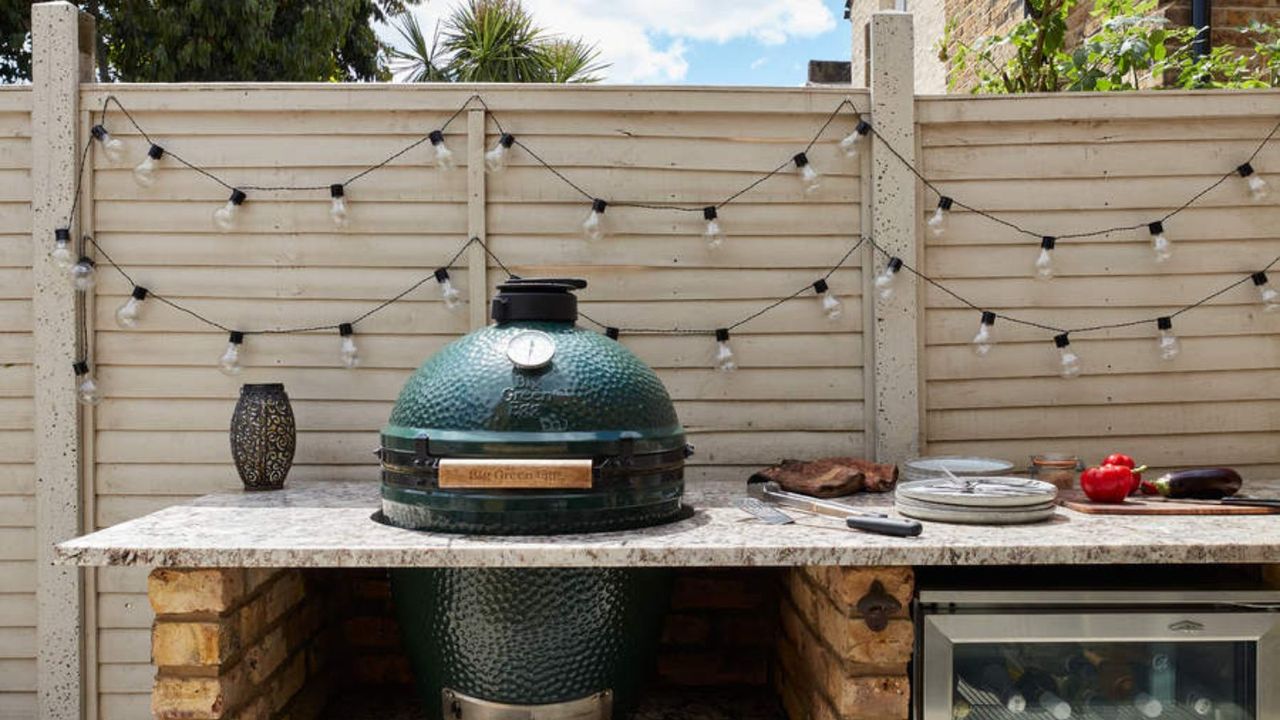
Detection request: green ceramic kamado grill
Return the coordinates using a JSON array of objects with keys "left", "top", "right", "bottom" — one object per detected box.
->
[{"left": 379, "top": 278, "right": 689, "bottom": 719}]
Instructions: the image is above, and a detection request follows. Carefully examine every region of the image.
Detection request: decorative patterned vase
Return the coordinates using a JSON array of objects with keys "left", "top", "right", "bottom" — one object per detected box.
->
[{"left": 230, "top": 383, "right": 296, "bottom": 491}]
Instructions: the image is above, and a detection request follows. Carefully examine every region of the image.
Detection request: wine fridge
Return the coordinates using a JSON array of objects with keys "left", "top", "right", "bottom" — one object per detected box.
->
[{"left": 917, "top": 589, "right": 1280, "bottom": 720}]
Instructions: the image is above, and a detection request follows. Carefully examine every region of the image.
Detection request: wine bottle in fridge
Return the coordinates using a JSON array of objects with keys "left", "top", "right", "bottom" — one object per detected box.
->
[{"left": 1016, "top": 668, "right": 1072, "bottom": 720}]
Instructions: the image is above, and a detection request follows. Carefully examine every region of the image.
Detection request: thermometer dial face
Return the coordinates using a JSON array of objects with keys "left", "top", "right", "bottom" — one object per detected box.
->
[{"left": 505, "top": 330, "right": 556, "bottom": 370}]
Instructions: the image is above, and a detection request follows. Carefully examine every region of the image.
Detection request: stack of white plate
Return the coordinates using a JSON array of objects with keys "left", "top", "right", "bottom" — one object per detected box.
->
[
  {"left": 901, "top": 456, "right": 1016, "bottom": 483},
  {"left": 895, "top": 476, "right": 1058, "bottom": 525}
]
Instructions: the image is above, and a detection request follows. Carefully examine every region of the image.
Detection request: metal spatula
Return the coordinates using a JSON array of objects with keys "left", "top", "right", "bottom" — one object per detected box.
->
[{"left": 748, "top": 480, "right": 923, "bottom": 537}]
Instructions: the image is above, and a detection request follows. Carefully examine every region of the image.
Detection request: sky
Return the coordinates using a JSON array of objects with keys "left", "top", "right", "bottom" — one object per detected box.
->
[{"left": 378, "top": 0, "right": 854, "bottom": 85}]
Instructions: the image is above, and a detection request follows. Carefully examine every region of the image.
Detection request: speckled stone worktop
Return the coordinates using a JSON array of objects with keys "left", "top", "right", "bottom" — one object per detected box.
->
[{"left": 55, "top": 479, "right": 1280, "bottom": 568}]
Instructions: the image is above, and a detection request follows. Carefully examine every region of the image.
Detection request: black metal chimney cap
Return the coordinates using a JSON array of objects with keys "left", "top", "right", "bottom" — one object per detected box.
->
[{"left": 491, "top": 278, "right": 587, "bottom": 323}]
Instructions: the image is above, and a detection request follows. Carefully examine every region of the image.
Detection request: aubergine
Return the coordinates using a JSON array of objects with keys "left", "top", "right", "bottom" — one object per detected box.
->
[{"left": 1151, "top": 468, "right": 1243, "bottom": 499}]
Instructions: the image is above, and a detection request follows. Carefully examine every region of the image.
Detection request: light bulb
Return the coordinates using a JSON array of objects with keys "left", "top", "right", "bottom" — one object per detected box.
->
[
  {"left": 51, "top": 228, "right": 74, "bottom": 269},
  {"left": 73, "top": 361, "right": 102, "bottom": 406},
  {"left": 875, "top": 257, "right": 903, "bottom": 301},
  {"left": 793, "top": 153, "right": 820, "bottom": 194},
  {"left": 329, "top": 184, "right": 349, "bottom": 228},
  {"left": 973, "top": 311, "right": 996, "bottom": 356},
  {"left": 1035, "top": 236, "right": 1056, "bottom": 280},
  {"left": 1239, "top": 163, "right": 1269, "bottom": 201},
  {"left": 485, "top": 133, "right": 515, "bottom": 172},
  {"left": 114, "top": 286, "right": 149, "bottom": 328},
  {"left": 434, "top": 268, "right": 463, "bottom": 311},
  {"left": 69, "top": 257, "right": 96, "bottom": 291},
  {"left": 1148, "top": 221, "right": 1171, "bottom": 263},
  {"left": 132, "top": 144, "right": 164, "bottom": 188},
  {"left": 838, "top": 120, "right": 871, "bottom": 159},
  {"left": 1156, "top": 317, "right": 1180, "bottom": 361},
  {"left": 429, "top": 130, "right": 455, "bottom": 171},
  {"left": 714, "top": 329, "right": 737, "bottom": 372},
  {"left": 338, "top": 323, "right": 360, "bottom": 369},
  {"left": 90, "top": 124, "right": 124, "bottom": 164},
  {"left": 812, "top": 279, "right": 843, "bottom": 321},
  {"left": 1253, "top": 271, "right": 1280, "bottom": 312},
  {"left": 218, "top": 332, "right": 244, "bottom": 376},
  {"left": 702, "top": 206, "right": 724, "bottom": 249},
  {"left": 928, "top": 197, "right": 953, "bottom": 238},
  {"left": 1054, "top": 333, "right": 1082, "bottom": 378},
  {"left": 213, "top": 189, "right": 246, "bottom": 233},
  {"left": 583, "top": 198, "right": 607, "bottom": 242}
]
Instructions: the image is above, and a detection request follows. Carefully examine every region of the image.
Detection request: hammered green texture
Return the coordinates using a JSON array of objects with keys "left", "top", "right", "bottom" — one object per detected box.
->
[{"left": 392, "top": 567, "right": 673, "bottom": 719}]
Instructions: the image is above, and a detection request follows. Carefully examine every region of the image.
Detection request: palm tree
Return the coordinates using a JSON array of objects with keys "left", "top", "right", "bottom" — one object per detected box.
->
[{"left": 386, "top": 0, "right": 607, "bottom": 83}]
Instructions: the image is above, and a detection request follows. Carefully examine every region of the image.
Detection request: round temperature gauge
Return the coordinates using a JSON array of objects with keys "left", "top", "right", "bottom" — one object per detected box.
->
[{"left": 505, "top": 330, "right": 557, "bottom": 370}]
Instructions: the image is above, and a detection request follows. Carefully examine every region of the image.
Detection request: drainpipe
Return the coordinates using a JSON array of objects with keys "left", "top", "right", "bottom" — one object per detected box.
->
[{"left": 1192, "top": 0, "right": 1211, "bottom": 58}]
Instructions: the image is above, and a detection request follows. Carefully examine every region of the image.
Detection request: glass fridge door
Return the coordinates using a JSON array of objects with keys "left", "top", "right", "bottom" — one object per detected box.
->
[{"left": 922, "top": 613, "right": 1279, "bottom": 720}]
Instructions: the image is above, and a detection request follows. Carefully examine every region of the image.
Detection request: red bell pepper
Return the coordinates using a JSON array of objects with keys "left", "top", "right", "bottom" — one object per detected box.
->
[
  {"left": 1101, "top": 453, "right": 1145, "bottom": 494},
  {"left": 1081, "top": 464, "right": 1134, "bottom": 503}
]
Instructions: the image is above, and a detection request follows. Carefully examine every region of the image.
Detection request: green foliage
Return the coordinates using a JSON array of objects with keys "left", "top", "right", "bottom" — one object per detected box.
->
[
  {"left": 939, "top": 0, "right": 1280, "bottom": 93},
  {"left": 387, "top": 0, "right": 606, "bottom": 83},
  {"left": 0, "top": 0, "right": 418, "bottom": 83}
]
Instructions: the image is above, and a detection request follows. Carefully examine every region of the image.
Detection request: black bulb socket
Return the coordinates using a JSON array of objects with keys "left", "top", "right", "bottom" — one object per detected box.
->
[
  {"left": 937, "top": 196, "right": 953, "bottom": 211},
  {"left": 1040, "top": 236, "right": 1056, "bottom": 250},
  {"left": 330, "top": 184, "right": 345, "bottom": 198},
  {"left": 434, "top": 268, "right": 451, "bottom": 283},
  {"left": 887, "top": 257, "right": 903, "bottom": 273},
  {"left": 1253, "top": 271, "right": 1269, "bottom": 286},
  {"left": 76, "top": 257, "right": 95, "bottom": 269},
  {"left": 981, "top": 311, "right": 996, "bottom": 326},
  {"left": 146, "top": 144, "right": 165, "bottom": 160},
  {"left": 703, "top": 206, "right": 718, "bottom": 221},
  {"left": 1054, "top": 333, "right": 1071, "bottom": 348},
  {"left": 1238, "top": 162, "right": 1256, "bottom": 178},
  {"left": 591, "top": 198, "right": 608, "bottom": 214},
  {"left": 339, "top": 322, "right": 353, "bottom": 337},
  {"left": 855, "top": 119, "right": 871, "bottom": 135},
  {"left": 1157, "top": 316, "right": 1173, "bottom": 331},
  {"left": 55, "top": 228, "right": 71, "bottom": 242},
  {"left": 1149, "top": 221, "right": 1165, "bottom": 235},
  {"left": 73, "top": 360, "right": 90, "bottom": 376},
  {"left": 228, "top": 189, "right": 246, "bottom": 205},
  {"left": 131, "top": 286, "right": 148, "bottom": 301},
  {"left": 429, "top": 130, "right": 445, "bottom": 145},
  {"left": 793, "top": 152, "right": 810, "bottom": 168},
  {"left": 228, "top": 331, "right": 245, "bottom": 345},
  {"left": 605, "top": 327, "right": 620, "bottom": 340},
  {"left": 90, "top": 124, "right": 109, "bottom": 141},
  {"left": 499, "top": 133, "right": 515, "bottom": 148},
  {"left": 715, "top": 328, "right": 730, "bottom": 342},
  {"left": 813, "top": 278, "right": 830, "bottom": 295}
]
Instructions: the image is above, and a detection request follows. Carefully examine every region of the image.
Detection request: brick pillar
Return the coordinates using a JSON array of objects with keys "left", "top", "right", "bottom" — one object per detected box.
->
[
  {"left": 148, "top": 569, "right": 334, "bottom": 720},
  {"left": 775, "top": 567, "right": 914, "bottom": 720}
]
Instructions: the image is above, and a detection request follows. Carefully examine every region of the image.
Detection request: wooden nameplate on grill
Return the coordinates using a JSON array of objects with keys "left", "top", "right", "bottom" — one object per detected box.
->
[{"left": 437, "top": 459, "right": 593, "bottom": 489}]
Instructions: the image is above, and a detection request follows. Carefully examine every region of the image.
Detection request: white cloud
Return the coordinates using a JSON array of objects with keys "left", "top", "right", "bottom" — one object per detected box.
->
[
  {"left": 750, "top": 57, "right": 769, "bottom": 70},
  {"left": 383, "top": 0, "right": 835, "bottom": 83}
]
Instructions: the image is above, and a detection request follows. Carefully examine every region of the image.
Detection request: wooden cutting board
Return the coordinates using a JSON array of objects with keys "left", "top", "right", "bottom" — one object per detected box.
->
[{"left": 1059, "top": 491, "right": 1279, "bottom": 515}]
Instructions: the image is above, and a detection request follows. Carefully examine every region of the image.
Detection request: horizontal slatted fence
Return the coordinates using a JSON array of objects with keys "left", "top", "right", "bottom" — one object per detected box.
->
[
  {"left": 0, "top": 87, "right": 35, "bottom": 720},
  {"left": 82, "top": 84, "right": 869, "bottom": 715},
  {"left": 918, "top": 92, "right": 1280, "bottom": 477}
]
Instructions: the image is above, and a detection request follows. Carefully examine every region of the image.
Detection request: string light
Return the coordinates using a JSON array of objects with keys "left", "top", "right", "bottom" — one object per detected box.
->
[
  {"left": 218, "top": 331, "right": 245, "bottom": 376},
  {"left": 1053, "top": 333, "right": 1082, "bottom": 378},
  {"left": 927, "top": 197, "right": 952, "bottom": 237},
  {"left": 213, "top": 189, "right": 246, "bottom": 232},
  {"left": 1156, "top": 316, "right": 1180, "bottom": 361},
  {"left": 874, "top": 257, "right": 903, "bottom": 300},
  {"left": 702, "top": 206, "right": 724, "bottom": 249},
  {"left": 434, "top": 268, "right": 463, "bottom": 311},
  {"left": 812, "top": 279, "right": 843, "bottom": 321},
  {"left": 714, "top": 328, "right": 737, "bottom": 372},
  {"left": 428, "top": 130, "right": 455, "bottom": 170},
  {"left": 485, "top": 133, "right": 515, "bottom": 172},
  {"left": 972, "top": 311, "right": 996, "bottom": 356},
  {"left": 90, "top": 124, "right": 124, "bottom": 163},
  {"left": 1237, "top": 162, "right": 1269, "bottom": 201},
  {"left": 338, "top": 323, "right": 360, "bottom": 369},
  {"left": 115, "top": 286, "right": 148, "bottom": 328},
  {"left": 69, "top": 257, "right": 96, "bottom": 291},
  {"left": 1254, "top": 271, "right": 1280, "bottom": 312},
  {"left": 51, "top": 228, "right": 73, "bottom": 269},
  {"left": 605, "top": 327, "right": 620, "bottom": 340},
  {"left": 1148, "top": 221, "right": 1171, "bottom": 263},
  {"left": 329, "top": 184, "right": 349, "bottom": 229},
  {"left": 132, "top": 144, "right": 164, "bottom": 188},
  {"left": 1035, "top": 236, "right": 1056, "bottom": 280},
  {"left": 792, "top": 152, "right": 821, "bottom": 194},
  {"left": 583, "top": 198, "right": 608, "bottom": 242},
  {"left": 72, "top": 361, "right": 102, "bottom": 406},
  {"left": 838, "top": 119, "right": 871, "bottom": 159}
]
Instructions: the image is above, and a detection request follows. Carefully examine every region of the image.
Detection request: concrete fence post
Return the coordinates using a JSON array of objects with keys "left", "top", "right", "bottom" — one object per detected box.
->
[
  {"left": 31, "top": 2, "right": 92, "bottom": 717},
  {"left": 867, "top": 10, "right": 922, "bottom": 463}
]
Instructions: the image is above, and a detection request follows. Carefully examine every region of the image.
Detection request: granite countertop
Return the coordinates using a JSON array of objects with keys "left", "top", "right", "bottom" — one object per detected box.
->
[{"left": 54, "top": 478, "right": 1280, "bottom": 568}]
